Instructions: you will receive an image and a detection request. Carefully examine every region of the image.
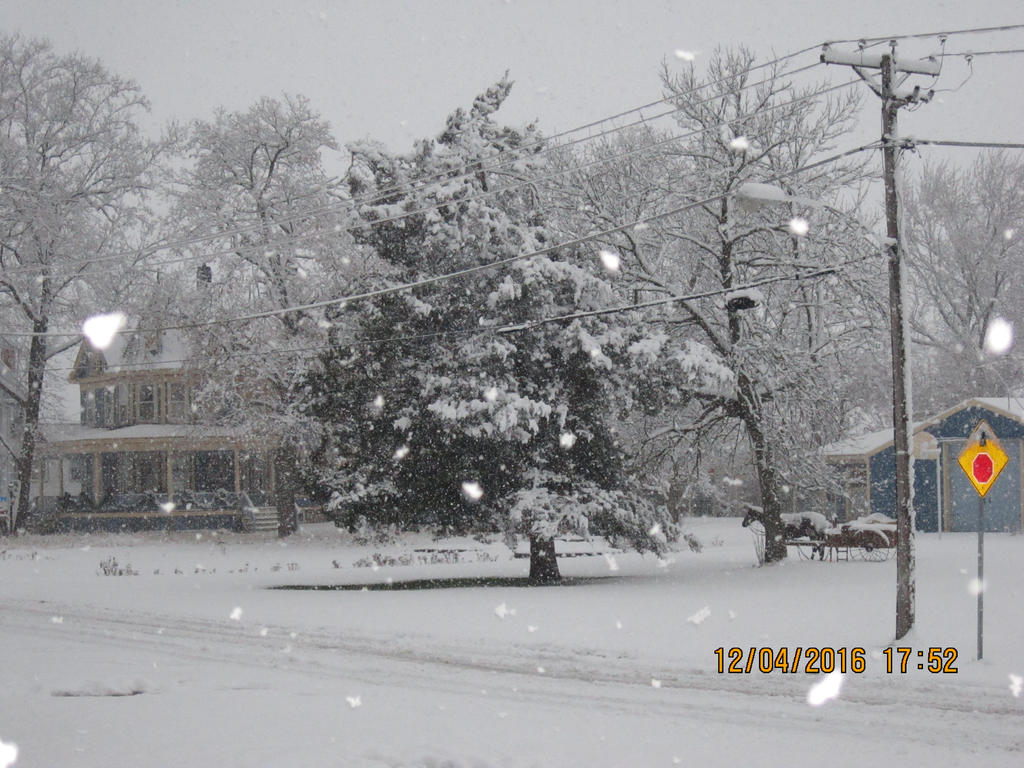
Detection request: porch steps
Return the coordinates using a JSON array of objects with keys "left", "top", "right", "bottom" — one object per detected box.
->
[{"left": 250, "top": 507, "right": 279, "bottom": 533}]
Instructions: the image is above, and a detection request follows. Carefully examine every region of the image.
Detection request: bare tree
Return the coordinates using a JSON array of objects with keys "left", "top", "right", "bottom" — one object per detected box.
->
[
  {"left": 552, "top": 49, "right": 880, "bottom": 560},
  {"left": 0, "top": 35, "right": 162, "bottom": 530},
  {"left": 167, "top": 94, "right": 361, "bottom": 536},
  {"left": 903, "top": 152, "right": 1024, "bottom": 412}
]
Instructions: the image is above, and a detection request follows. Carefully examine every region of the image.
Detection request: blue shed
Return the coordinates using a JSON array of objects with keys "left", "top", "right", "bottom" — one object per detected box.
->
[{"left": 823, "top": 398, "right": 1024, "bottom": 533}]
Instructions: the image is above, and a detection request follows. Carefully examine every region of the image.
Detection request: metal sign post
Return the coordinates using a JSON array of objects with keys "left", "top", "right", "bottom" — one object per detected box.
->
[
  {"left": 957, "top": 420, "right": 1007, "bottom": 661},
  {"left": 977, "top": 495, "right": 984, "bottom": 660}
]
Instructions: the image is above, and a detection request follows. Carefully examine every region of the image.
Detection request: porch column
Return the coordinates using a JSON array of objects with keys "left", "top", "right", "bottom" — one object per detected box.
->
[
  {"left": 93, "top": 451, "right": 102, "bottom": 501},
  {"left": 233, "top": 449, "right": 241, "bottom": 493}
]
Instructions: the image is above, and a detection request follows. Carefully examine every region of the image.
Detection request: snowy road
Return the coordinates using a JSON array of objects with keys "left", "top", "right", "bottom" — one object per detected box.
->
[{"left": 3, "top": 590, "right": 1022, "bottom": 768}]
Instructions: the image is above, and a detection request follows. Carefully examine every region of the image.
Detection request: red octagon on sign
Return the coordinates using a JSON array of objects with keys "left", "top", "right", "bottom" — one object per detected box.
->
[{"left": 973, "top": 452, "right": 994, "bottom": 484}]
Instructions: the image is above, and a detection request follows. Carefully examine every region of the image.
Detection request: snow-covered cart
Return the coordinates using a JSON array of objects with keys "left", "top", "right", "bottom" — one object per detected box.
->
[
  {"left": 822, "top": 514, "right": 898, "bottom": 562},
  {"left": 742, "top": 505, "right": 896, "bottom": 563},
  {"left": 742, "top": 505, "right": 832, "bottom": 562}
]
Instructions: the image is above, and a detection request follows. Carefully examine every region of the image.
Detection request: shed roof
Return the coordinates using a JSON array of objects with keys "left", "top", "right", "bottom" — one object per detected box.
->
[{"left": 823, "top": 397, "right": 1024, "bottom": 460}]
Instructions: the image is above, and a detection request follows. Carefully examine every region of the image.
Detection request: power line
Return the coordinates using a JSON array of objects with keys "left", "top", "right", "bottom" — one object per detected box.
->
[
  {"left": 42, "top": 264, "right": 859, "bottom": 375},
  {"left": 938, "top": 49, "right": 1024, "bottom": 57},
  {"left": 905, "top": 139, "right": 1024, "bottom": 150},
  {"left": 6, "top": 141, "right": 881, "bottom": 342},
  {"left": 831, "top": 23, "right": 1024, "bottom": 45}
]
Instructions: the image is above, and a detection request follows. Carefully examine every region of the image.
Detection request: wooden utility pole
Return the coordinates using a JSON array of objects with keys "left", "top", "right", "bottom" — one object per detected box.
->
[{"left": 822, "top": 42, "right": 939, "bottom": 639}]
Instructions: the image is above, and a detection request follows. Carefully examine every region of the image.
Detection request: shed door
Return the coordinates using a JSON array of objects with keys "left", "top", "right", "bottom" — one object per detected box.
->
[{"left": 948, "top": 439, "right": 1021, "bottom": 532}]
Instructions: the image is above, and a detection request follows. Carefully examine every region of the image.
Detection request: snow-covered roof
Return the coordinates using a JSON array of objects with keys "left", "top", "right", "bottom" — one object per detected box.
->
[
  {"left": 823, "top": 397, "right": 1024, "bottom": 459},
  {"left": 926, "top": 396, "right": 1024, "bottom": 427},
  {"left": 822, "top": 427, "right": 895, "bottom": 459}
]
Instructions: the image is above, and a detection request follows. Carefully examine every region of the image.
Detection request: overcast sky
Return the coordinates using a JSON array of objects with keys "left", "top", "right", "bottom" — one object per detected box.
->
[{"left": 5, "top": 0, "right": 1023, "bottom": 170}]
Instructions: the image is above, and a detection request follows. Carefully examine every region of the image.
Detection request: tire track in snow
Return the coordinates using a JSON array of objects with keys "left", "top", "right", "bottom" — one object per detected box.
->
[{"left": 4, "top": 596, "right": 1023, "bottom": 759}]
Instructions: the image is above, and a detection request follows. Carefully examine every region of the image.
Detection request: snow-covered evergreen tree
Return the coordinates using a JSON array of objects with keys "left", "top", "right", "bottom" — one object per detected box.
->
[{"left": 305, "top": 78, "right": 670, "bottom": 581}]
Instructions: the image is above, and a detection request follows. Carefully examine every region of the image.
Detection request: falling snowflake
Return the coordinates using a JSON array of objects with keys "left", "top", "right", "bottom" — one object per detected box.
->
[
  {"left": 484, "top": 386, "right": 499, "bottom": 402},
  {"left": 346, "top": 695, "right": 362, "bottom": 708},
  {"left": 968, "top": 577, "right": 985, "bottom": 596},
  {"left": 615, "top": 620, "right": 623, "bottom": 630},
  {"left": 674, "top": 49, "right": 697, "bottom": 61},
  {"left": 603, "top": 553, "right": 619, "bottom": 572},
  {"left": 728, "top": 610, "right": 737, "bottom": 620},
  {"left": 1009, "top": 674, "right": 1023, "bottom": 698},
  {"left": 230, "top": 607, "right": 243, "bottom": 621},
  {"left": 371, "top": 394, "right": 385, "bottom": 410},
  {"left": 462, "top": 481, "right": 484, "bottom": 501},
  {"left": 559, "top": 432, "right": 577, "bottom": 449},
  {"left": 1004, "top": 228, "right": 1016, "bottom": 241},
  {"left": 82, "top": 312, "right": 126, "bottom": 350},
  {"left": 807, "top": 671, "right": 844, "bottom": 706},
  {"left": 494, "top": 602, "right": 516, "bottom": 619},
  {"left": 50, "top": 616, "right": 64, "bottom": 624},
  {"left": 651, "top": 678, "right": 662, "bottom": 688},
  {"left": 598, "top": 249, "right": 621, "bottom": 272},
  {"left": 0, "top": 737, "right": 17, "bottom": 768},
  {"left": 788, "top": 217, "right": 810, "bottom": 236},
  {"left": 259, "top": 627, "right": 269, "bottom": 637},
  {"left": 984, "top": 317, "right": 1013, "bottom": 356},
  {"left": 687, "top": 606, "right": 711, "bottom": 625},
  {"left": 536, "top": 667, "right": 545, "bottom": 674},
  {"left": 649, "top": 523, "right": 662, "bottom": 537},
  {"left": 393, "top": 445, "right": 410, "bottom": 460},
  {"left": 527, "top": 625, "right": 538, "bottom": 633},
  {"left": 159, "top": 501, "right": 176, "bottom": 514},
  {"left": 728, "top": 136, "right": 750, "bottom": 153}
]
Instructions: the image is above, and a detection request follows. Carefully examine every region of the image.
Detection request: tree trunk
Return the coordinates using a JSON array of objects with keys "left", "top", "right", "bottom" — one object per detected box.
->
[
  {"left": 528, "top": 536, "right": 560, "bottom": 584},
  {"left": 10, "top": 322, "right": 48, "bottom": 534},
  {"left": 736, "top": 374, "right": 787, "bottom": 563},
  {"left": 273, "top": 445, "right": 299, "bottom": 538}
]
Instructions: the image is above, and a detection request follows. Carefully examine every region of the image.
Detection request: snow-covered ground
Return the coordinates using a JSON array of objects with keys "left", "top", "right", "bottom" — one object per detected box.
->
[{"left": 1, "top": 517, "right": 1022, "bottom": 767}]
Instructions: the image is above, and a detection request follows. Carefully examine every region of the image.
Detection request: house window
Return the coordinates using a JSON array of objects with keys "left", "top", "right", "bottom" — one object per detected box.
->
[
  {"left": 95, "top": 390, "right": 105, "bottom": 427},
  {"left": 137, "top": 383, "right": 156, "bottom": 422},
  {"left": 194, "top": 450, "right": 234, "bottom": 492},
  {"left": 100, "top": 452, "right": 126, "bottom": 499},
  {"left": 132, "top": 451, "right": 167, "bottom": 493},
  {"left": 240, "top": 452, "right": 268, "bottom": 499},
  {"left": 116, "top": 383, "right": 129, "bottom": 426},
  {"left": 167, "top": 382, "right": 187, "bottom": 424},
  {"left": 6, "top": 403, "right": 20, "bottom": 438},
  {"left": 68, "top": 454, "right": 94, "bottom": 499},
  {"left": 102, "top": 387, "right": 115, "bottom": 428},
  {"left": 171, "top": 453, "right": 192, "bottom": 495}
]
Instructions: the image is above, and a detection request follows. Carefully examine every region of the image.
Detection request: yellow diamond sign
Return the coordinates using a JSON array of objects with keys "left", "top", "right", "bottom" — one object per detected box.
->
[{"left": 957, "top": 420, "right": 1009, "bottom": 498}]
